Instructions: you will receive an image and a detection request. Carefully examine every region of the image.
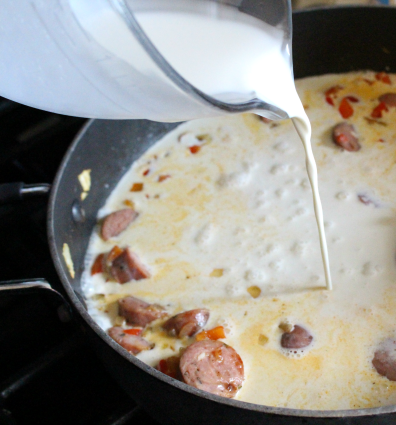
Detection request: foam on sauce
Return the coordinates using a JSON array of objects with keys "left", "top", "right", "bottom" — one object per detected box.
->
[{"left": 83, "top": 72, "right": 396, "bottom": 410}]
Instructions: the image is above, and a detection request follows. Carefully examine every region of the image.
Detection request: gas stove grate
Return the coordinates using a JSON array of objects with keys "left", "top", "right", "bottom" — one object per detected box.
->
[{"left": 0, "top": 97, "right": 160, "bottom": 425}]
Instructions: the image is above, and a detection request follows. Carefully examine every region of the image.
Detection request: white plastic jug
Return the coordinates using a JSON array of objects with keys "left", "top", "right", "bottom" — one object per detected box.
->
[{"left": 0, "top": 0, "right": 292, "bottom": 121}]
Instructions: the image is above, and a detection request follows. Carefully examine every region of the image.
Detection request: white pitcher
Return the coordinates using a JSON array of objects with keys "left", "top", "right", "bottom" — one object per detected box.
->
[{"left": 0, "top": 0, "right": 292, "bottom": 121}]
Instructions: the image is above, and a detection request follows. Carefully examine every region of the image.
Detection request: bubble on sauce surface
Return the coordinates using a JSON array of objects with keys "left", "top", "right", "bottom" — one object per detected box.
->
[
  {"left": 336, "top": 191, "right": 350, "bottom": 201},
  {"left": 280, "top": 327, "right": 314, "bottom": 359},
  {"left": 194, "top": 223, "right": 215, "bottom": 246},
  {"left": 300, "top": 178, "right": 310, "bottom": 191},
  {"left": 217, "top": 163, "right": 252, "bottom": 189},
  {"left": 225, "top": 283, "right": 242, "bottom": 296},
  {"left": 269, "top": 261, "right": 282, "bottom": 271},
  {"left": 178, "top": 132, "right": 200, "bottom": 146},
  {"left": 219, "top": 125, "right": 233, "bottom": 139},
  {"left": 245, "top": 269, "right": 266, "bottom": 282},
  {"left": 217, "top": 317, "right": 233, "bottom": 334},
  {"left": 273, "top": 141, "right": 293, "bottom": 153},
  {"left": 266, "top": 243, "right": 280, "bottom": 254},
  {"left": 270, "top": 164, "right": 289, "bottom": 175},
  {"left": 362, "top": 262, "right": 383, "bottom": 277},
  {"left": 291, "top": 241, "right": 308, "bottom": 257},
  {"left": 295, "top": 208, "right": 308, "bottom": 217},
  {"left": 253, "top": 190, "right": 268, "bottom": 208},
  {"left": 234, "top": 226, "right": 248, "bottom": 236},
  {"left": 286, "top": 178, "right": 299, "bottom": 186},
  {"left": 339, "top": 267, "right": 355, "bottom": 275},
  {"left": 275, "top": 188, "right": 287, "bottom": 198},
  {"left": 362, "top": 166, "right": 374, "bottom": 176}
]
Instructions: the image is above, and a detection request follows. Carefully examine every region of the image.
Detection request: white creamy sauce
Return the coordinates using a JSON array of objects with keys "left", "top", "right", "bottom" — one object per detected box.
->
[{"left": 83, "top": 72, "right": 396, "bottom": 410}]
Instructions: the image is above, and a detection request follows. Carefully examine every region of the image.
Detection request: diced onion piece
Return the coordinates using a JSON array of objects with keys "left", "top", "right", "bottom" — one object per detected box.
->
[
  {"left": 196, "top": 134, "right": 212, "bottom": 143},
  {"left": 247, "top": 285, "right": 261, "bottom": 299},
  {"left": 123, "top": 199, "right": 135, "bottom": 208},
  {"left": 210, "top": 268, "right": 224, "bottom": 277},
  {"left": 258, "top": 334, "right": 269, "bottom": 346},
  {"left": 279, "top": 321, "right": 294, "bottom": 333}
]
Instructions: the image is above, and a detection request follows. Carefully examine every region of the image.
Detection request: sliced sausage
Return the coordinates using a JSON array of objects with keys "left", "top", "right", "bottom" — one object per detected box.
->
[
  {"left": 101, "top": 209, "right": 138, "bottom": 241},
  {"left": 118, "top": 296, "right": 167, "bottom": 327},
  {"left": 332, "top": 122, "right": 360, "bottom": 152},
  {"left": 163, "top": 309, "right": 210, "bottom": 338},
  {"left": 110, "top": 247, "right": 150, "bottom": 283},
  {"left": 180, "top": 340, "right": 244, "bottom": 398},
  {"left": 281, "top": 325, "right": 313, "bottom": 349},
  {"left": 157, "top": 355, "right": 182, "bottom": 380},
  {"left": 108, "top": 326, "right": 153, "bottom": 354},
  {"left": 379, "top": 93, "right": 396, "bottom": 107},
  {"left": 372, "top": 339, "right": 396, "bottom": 381}
]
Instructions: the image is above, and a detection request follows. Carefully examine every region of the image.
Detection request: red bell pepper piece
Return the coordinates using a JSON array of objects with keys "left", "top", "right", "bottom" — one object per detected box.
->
[{"left": 339, "top": 97, "right": 354, "bottom": 119}]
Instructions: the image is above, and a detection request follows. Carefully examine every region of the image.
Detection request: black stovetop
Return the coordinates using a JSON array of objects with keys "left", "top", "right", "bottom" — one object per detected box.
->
[{"left": 0, "top": 97, "right": 160, "bottom": 425}]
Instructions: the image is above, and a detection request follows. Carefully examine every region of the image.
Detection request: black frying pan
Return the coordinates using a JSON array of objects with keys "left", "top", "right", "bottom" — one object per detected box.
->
[{"left": 7, "top": 6, "right": 396, "bottom": 425}]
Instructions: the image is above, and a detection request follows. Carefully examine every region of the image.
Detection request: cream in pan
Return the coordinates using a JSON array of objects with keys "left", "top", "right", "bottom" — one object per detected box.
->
[{"left": 83, "top": 72, "right": 396, "bottom": 409}]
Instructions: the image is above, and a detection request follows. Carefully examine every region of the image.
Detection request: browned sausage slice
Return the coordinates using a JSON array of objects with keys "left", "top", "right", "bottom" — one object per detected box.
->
[
  {"left": 110, "top": 248, "right": 150, "bottom": 283},
  {"left": 101, "top": 209, "right": 138, "bottom": 241},
  {"left": 108, "top": 326, "right": 153, "bottom": 354},
  {"left": 281, "top": 325, "right": 313, "bottom": 349},
  {"left": 163, "top": 309, "right": 210, "bottom": 338},
  {"left": 379, "top": 93, "right": 396, "bottom": 107},
  {"left": 332, "top": 122, "right": 360, "bottom": 152},
  {"left": 118, "top": 296, "right": 167, "bottom": 327},
  {"left": 180, "top": 340, "right": 244, "bottom": 398},
  {"left": 372, "top": 339, "right": 396, "bottom": 381}
]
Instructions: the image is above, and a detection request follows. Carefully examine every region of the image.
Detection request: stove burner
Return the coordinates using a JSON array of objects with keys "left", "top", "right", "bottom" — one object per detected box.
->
[{"left": 0, "top": 97, "right": 160, "bottom": 424}]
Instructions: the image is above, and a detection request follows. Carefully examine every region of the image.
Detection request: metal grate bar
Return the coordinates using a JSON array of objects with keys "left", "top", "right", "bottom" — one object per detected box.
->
[
  {"left": 0, "top": 332, "right": 83, "bottom": 400},
  {"left": 99, "top": 406, "right": 142, "bottom": 425}
]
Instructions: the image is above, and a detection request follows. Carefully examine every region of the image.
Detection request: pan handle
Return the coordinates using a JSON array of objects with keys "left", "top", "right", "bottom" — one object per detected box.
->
[
  {"left": 0, "top": 278, "right": 73, "bottom": 323},
  {"left": 0, "top": 182, "right": 51, "bottom": 205}
]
